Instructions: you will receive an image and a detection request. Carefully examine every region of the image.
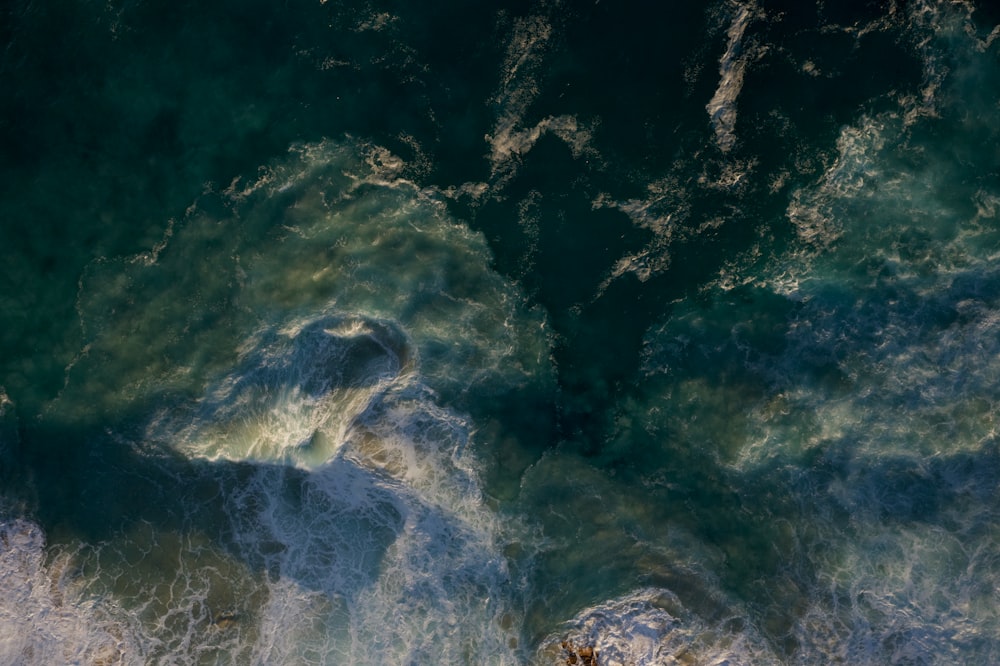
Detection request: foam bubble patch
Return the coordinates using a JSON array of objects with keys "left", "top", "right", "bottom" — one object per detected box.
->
[{"left": 0, "top": 518, "right": 139, "bottom": 665}]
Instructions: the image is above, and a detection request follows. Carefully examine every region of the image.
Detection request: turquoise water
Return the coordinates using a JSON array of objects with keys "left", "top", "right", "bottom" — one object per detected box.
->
[{"left": 3, "top": 1, "right": 1000, "bottom": 663}]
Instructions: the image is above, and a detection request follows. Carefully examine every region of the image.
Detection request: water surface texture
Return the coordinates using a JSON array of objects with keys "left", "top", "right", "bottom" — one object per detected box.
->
[{"left": 3, "top": 1, "right": 1000, "bottom": 663}]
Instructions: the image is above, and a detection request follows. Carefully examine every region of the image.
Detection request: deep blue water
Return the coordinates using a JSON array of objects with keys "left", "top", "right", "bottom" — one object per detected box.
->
[{"left": 3, "top": 1, "right": 1000, "bottom": 663}]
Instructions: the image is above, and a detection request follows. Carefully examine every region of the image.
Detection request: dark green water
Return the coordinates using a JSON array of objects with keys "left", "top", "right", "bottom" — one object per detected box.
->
[{"left": 3, "top": 1, "right": 1000, "bottom": 663}]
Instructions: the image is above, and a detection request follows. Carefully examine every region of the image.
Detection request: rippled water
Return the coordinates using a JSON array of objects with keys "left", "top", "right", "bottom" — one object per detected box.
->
[{"left": 3, "top": 1, "right": 1000, "bottom": 663}]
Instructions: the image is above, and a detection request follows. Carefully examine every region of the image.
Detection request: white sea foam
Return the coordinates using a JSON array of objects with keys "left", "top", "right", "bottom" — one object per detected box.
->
[
  {"left": 786, "top": 484, "right": 1000, "bottom": 664},
  {"left": 0, "top": 518, "right": 140, "bottom": 665},
  {"left": 209, "top": 381, "right": 527, "bottom": 665},
  {"left": 489, "top": 113, "right": 596, "bottom": 175},
  {"left": 589, "top": 178, "right": 689, "bottom": 292},
  {"left": 486, "top": 8, "right": 598, "bottom": 187},
  {"left": 23, "top": 1, "right": 999, "bottom": 661},
  {"left": 631, "top": 3, "right": 1000, "bottom": 662},
  {"left": 127, "top": 139, "right": 552, "bottom": 468},
  {"left": 147, "top": 314, "right": 410, "bottom": 467},
  {"left": 487, "top": 13, "right": 552, "bottom": 178},
  {"left": 63, "top": 138, "right": 551, "bottom": 424},
  {"left": 593, "top": 0, "right": 763, "bottom": 293},
  {"left": 706, "top": 1, "right": 757, "bottom": 153},
  {"left": 535, "top": 588, "right": 776, "bottom": 666},
  {"left": 52, "top": 136, "right": 554, "bottom": 663}
]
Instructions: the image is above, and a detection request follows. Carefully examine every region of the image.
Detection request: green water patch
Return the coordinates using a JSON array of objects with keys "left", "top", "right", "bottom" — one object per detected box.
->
[{"left": 43, "top": 139, "right": 551, "bottom": 430}]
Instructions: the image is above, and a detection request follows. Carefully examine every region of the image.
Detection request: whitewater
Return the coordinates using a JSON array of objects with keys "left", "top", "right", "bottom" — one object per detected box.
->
[{"left": 2, "top": 1, "right": 1000, "bottom": 663}]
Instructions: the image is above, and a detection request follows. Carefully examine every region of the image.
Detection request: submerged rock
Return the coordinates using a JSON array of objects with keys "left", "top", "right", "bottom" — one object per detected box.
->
[{"left": 561, "top": 640, "right": 599, "bottom": 666}]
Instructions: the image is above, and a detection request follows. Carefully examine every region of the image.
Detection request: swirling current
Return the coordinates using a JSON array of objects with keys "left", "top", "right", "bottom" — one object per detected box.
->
[{"left": 3, "top": 1, "right": 1000, "bottom": 663}]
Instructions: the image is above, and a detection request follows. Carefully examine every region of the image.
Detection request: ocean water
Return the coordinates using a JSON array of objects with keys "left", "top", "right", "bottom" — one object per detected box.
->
[{"left": 3, "top": 0, "right": 1000, "bottom": 663}]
